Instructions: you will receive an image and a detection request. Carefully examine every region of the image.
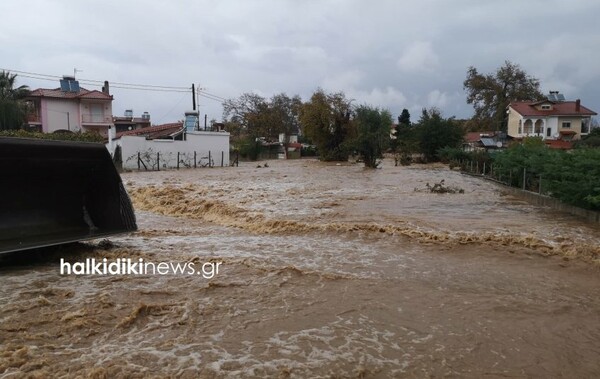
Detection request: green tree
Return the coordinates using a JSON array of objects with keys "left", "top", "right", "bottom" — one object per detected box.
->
[
  {"left": 351, "top": 105, "right": 391, "bottom": 168},
  {"left": 299, "top": 89, "right": 355, "bottom": 161},
  {"left": 398, "top": 108, "right": 410, "bottom": 126},
  {"left": 223, "top": 92, "right": 305, "bottom": 160},
  {"left": 269, "top": 93, "right": 302, "bottom": 158},
  {"left": 464, "top": 61, "right": 543, "bottom": 131},
  {"left": 391, "top": 108, "right": 418, "bottom": 165},
  {"left": 0, "top": 71, "right": 30, "bottom": 130},
  {"left": 415, "top": 108, "right": 465, "bottom": 162},
  {"left": 575, "top": 127, "right": 600, "bottom": 148},
  {"left": 222, "top": 92, "right": 269, "bottom": 142}
]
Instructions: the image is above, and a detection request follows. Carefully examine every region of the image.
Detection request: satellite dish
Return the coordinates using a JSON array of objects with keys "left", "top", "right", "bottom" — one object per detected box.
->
[{"left": 496, "top": 141, "right": 502, "bottom": 148}]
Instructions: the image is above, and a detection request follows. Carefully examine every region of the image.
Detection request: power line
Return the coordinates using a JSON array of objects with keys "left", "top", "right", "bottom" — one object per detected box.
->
[
  {"left": 3, "top": 67, "right": 231, "bottom": 107},
  {"left": 198, "top": 90, "right": 226, "bottom": 101},
  {"left": 2, "top": 68, "right": 193, "bottom": 93},
  {"left": 198, "top": 92, "right": 225, "bottom": 103}
]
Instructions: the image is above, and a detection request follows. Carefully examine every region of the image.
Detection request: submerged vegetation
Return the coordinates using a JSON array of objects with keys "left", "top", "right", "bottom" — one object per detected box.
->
[{"left": 414, "top": 180, "right": 465, "bottom": 194}]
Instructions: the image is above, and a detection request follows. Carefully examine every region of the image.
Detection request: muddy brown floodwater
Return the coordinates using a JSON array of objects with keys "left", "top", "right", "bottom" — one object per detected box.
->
[{"left": 1, "top": 159, "right": 600, "bottom": 378}]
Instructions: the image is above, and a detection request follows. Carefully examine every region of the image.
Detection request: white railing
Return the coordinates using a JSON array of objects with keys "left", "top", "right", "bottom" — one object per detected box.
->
[{"left": 82, "top": 114, "right": 112, "bottom": 123}]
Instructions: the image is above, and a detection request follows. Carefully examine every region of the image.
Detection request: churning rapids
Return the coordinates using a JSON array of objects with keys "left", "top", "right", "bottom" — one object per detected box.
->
[{"left": 1, "top": 159, "right": 599, "bottom": 378}]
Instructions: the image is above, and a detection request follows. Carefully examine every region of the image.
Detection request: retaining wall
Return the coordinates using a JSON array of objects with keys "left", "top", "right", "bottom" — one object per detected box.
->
[{"left": 464, "top": 172, "right": 600, "bottom": 223}]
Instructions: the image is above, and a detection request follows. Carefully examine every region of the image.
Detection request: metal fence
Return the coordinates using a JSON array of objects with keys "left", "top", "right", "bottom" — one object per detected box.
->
[
  {"left": 458, "top": 160, "right": 545, "bottom": 194},
  {"left": 113, "top": 149, "right": 238, "bottom": 171}
]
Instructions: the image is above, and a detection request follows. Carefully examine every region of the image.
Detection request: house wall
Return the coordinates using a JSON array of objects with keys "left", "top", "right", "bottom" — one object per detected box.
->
[
  {"left": 507, "top": 107, "right": 522, "bottom": 138},
  {"left": 80, "top": 101, "right": 112, "bottom": 123},
  {"left": 114, "top": 131, "right": 230, "bottom": 170},
  {"left": 545, "top": 117, "right": 558, "bottom": 138},
  {"left": 507, "top": 111, "right": 586, "bottom": 141},
  {"left": 80, "top": 100, "right": 113, "bottom": 137},
  {"left": 557, "top": 117, "right": 582, "bottom": 139},
  {"left": 43, "top": 99, "right": 81, "bottom": 133}
]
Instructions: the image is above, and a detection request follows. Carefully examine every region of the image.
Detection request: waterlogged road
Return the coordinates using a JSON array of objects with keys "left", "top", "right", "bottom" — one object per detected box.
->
[{"left": 1, "top": 159, "right": 599, "bottom": 378}]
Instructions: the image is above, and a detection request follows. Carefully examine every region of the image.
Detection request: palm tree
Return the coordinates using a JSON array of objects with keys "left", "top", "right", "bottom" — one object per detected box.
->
[{"left": 0, "top": 71, "right": 30, "bottom": 130}]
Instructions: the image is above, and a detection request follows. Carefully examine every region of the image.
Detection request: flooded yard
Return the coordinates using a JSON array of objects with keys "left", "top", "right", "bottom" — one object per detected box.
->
[{"left": 1, "top": 158, "right": 599, "bottom": 378}]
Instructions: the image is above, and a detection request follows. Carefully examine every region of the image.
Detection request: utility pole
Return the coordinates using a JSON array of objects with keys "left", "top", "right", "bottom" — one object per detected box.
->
[{"left": 192, "top": 84, "right": 196, "bottom": 111}]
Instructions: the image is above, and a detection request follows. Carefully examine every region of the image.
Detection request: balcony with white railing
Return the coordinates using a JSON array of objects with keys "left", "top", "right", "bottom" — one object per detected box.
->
[{"left": 81, "top": 114, "right": 112, "bottom": 124}]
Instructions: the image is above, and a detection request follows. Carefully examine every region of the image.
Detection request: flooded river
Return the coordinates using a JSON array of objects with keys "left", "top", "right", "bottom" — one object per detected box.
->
[{"left": 1, "top": 159, "right": 599, "bottom": 378}]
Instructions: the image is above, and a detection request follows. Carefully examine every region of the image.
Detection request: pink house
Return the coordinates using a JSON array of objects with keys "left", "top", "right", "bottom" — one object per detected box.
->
[{"left": 26, "top": 76, "right": 114, "bottom": 137}]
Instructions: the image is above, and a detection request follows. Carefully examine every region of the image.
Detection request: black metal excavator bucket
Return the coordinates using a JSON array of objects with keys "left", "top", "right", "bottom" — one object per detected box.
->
[{"left": 0, "top": 138, "right": 137, "bottom": 254}]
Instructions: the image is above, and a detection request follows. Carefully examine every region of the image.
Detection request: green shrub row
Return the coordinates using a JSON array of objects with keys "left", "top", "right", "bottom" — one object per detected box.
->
[{"left": 0, "top": 129, "right": 105, "bottom": 143}]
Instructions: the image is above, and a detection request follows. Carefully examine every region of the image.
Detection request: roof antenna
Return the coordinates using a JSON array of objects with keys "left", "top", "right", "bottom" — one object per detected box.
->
[{"left": 73, "top": 68, "right": 83, "bottom": 78}]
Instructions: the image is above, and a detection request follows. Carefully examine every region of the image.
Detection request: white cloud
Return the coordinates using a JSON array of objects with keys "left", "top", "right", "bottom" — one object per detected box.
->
[
  {"left": 397, "top": 42, "right": 439, "bottom": 73},
  {"left": 3, "top": 0, "right": 600, "bottom": 121},
  {"left": 427, "top": 90, "right": 448, "bottom": 108},
  {"left": 349, "top": 87, "right": 407, "bottom": 110},
  {"left": 322, "top": 70, "right": 363, "bottom": 91}
]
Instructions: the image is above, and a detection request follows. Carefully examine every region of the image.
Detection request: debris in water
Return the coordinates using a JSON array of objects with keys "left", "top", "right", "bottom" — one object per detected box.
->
[{"left": 415, "top": 180, "right": 465, "bottom": 194}]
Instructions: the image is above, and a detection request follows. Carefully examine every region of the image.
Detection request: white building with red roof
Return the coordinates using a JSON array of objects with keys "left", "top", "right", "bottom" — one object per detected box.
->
[
  {"left": 507, "top": 92, "right": 596, "bottom": 143},
  {"left": 26, "top": 76, "right": 113, "bottom": 137},
  {"left": 106, "top": 112, "right": 230, "bottom": 170}
]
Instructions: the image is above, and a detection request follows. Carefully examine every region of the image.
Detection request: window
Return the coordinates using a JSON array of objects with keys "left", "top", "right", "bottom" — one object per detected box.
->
[
  {"left": 562, "top": 122, "right": 571, "bottom": 129},
  {"left": 546, "top": 128, "right": 552, "bottom": 137},
  {"left": 518, "top": 126, "right": 522, "bottom": 134},
  {"left": 541, "top": 104, "right": 551, "bottom": 110},
  {"left": 90, "top": 104, "right": 104, "bottom": 123},
  {"left": 582, "top": 119, "right": 590, "bottom": 134}
]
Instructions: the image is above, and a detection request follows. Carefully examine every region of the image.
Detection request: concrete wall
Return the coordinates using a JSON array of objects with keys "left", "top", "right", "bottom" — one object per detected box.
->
[
  {"left": 466, "top": 172, "right": 600, "bottom": 223},
  {"left": 113, "top": 131, "right": 230, "bottom": 170},
  {"left": 501, "top": 185, "right": 599, "bottom": 223}
]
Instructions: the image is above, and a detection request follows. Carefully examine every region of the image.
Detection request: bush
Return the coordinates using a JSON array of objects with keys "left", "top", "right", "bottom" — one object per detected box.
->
[
  {"left": 437, "top": 147, "right": 472, "bottom": 163},
  {"left": 237, "top": 137, "right": 262, "bottom": 161},
  {"left": 300, "top": 145, "right": 317, "bottom": 157},
  {"left": 492, "top": 143, "right": 600, "bottom": 210},
  {"left": 0, "top": 129, "right": 105, "bottom": 143}
]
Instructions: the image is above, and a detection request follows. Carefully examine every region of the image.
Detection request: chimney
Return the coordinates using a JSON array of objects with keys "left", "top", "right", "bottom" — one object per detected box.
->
[
  {"left": 575, "top": 99, "right": 580, "bottom": 112},
  {"left": 102, "top": 81, "right": 110, "bottom": 95}
]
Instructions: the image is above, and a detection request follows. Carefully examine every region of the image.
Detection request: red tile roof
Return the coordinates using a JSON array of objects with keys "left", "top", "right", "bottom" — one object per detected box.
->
[
  {"left": 114, "top": 122, "right": 184, "bottom": 140},
  {"left": 465, "top": 131, "right": 495, "bottom": 142},
  {"left": 559, "top": 130, "right": 577, "bottom": 135},
  {"left": 28, "top": 88, "right": 113, "bottom": 100},
  {"left": 509, "top": 101, "right": 596, "bottom": 117}
]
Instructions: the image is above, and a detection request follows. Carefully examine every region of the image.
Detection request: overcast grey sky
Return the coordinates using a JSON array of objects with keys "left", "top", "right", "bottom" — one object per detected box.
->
[{"left": 2, "top": 0, "right": 599, "bottom": 124}]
